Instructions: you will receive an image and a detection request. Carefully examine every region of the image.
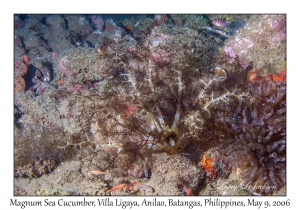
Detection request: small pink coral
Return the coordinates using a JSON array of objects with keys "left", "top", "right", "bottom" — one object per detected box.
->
[
  {"left": 14, "top": 60, "right": 28, "bottom": 77},
  {"left": 14, "top": 76, "right": 26, "bottom": 94},
  {"left": 269, "top": 20, "right": 286, "bottom": 47},
  {"left": 34, "top": 82, "right": 49, "bottom": 95},
  {"left": 224, "top": 45, "right": 236, "bottom": 62},
  {"left": 66, "top": 84, "right": 85, "bottom": 93},
  {"left": 272, "top": 20, "right": 286, "bottom": 33},
  {"left": 124, "top": 104, "right": 135, "bottom": 115},
  {"left": 91, "top": 15, "right": 105, "bottom": 32},
  {"left": 224, "top": 38, "right": 254, "bottom": 67},
  {"left": 58, "top": 55, "right": 71, "bottom": 77},
  {"left": 14, "top": 59, "right": 28, "bottom": 94},
  {"left": 149, "top": 46, "right": 171, "bottom": 65},
  {"left": 234, "top": 38, "right": 255, "bottom": 55},
  {"left": 51, "top": 51, "right": 57, "bottom": 61},
  {"left": 258, "top": 15, "right": 286, "bottom": 47}
]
